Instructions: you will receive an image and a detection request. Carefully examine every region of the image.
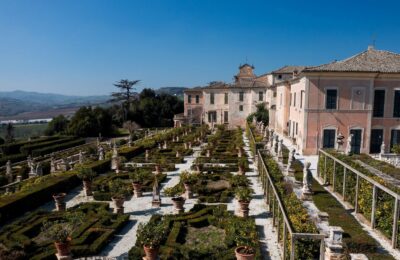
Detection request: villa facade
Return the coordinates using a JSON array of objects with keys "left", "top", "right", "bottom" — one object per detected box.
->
[{"left": 175, "top": 47, "right": 400, "bottom": 155}]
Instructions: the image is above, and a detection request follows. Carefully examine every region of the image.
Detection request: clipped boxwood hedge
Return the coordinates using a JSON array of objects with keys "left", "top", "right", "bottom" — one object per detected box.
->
[
  {"left": 0, "top": 136, "right": 60, "bottom": 156},
  {"left": 0, "top": 158, "right": 111, "bottom": 224},
  {"left": 20, "top": 137, "right": 74, "bottom": 155},
  {"left": 31, "top": 138, "right": 85, "bottom": 157}
]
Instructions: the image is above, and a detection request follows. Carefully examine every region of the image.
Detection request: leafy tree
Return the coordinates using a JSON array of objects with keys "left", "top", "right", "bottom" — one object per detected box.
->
[
  {"left": 247, "top": 103, "right": 269, "bottom": 125},
  {"left": 0, "top": 137, "right": 4, "bottom": 145},
  {"left": 123, "top": 120, "right": 140, "bottom": 135},
  {"left": 110, "top": 79, "right": 140, "bottom": 121},
  {"left": 5, "top": 123, "right": 14, "bottom": 143},
  {"left": 45, "top": 115, "right": 69, "bottom": 135},
  {"left": 67, "top": 106, "right": 113, "bottom": 137}
]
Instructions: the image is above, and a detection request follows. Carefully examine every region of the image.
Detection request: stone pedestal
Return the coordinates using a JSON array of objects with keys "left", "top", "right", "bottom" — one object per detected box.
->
[
  {"left": 83, "top": 180, "right": 92, "bottom": 196},
  {"left": 184, "top": 183, "right": 192, "bottom": 199},
  {"left": 325, "top": 226, "right": 345, "bottom": 260},
  {"left": 152, "top": 199, "right": 161, "bottom": 207},
  {"left": 114, "top": 207, "right": 124, "bottom": 214},
  {"left": 238, "top": 201, "right": 250, "bottom": 218}
]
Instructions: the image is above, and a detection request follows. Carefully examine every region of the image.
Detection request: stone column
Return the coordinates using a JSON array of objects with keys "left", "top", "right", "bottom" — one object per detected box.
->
[
  {"left": 325, "top": 226, "right": 345, "bottom": 260},
  {"left": 345, "top": 134, "right": 353, "bottom": 156},
  {"left": 6, "top": 160, "right": 12, "bottom": 182}
]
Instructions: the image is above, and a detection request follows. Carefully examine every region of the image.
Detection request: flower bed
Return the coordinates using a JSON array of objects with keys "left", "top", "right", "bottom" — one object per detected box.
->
[
  {"left": 294, "top": 159, "right": 394, "bottom": 259},
  {"left": 92, "top": 169, "right": 167, "bottom": 201},
  {"left": 165, "top": 171, "right": 250, "bottom": 203},
  {"left": 0, "top": 202, "right": 129, "bottom": 259},
  {"left": 0, "top": 159, "right": 111, "bottom": 224},
  {"left": 260, "top": 151, "right": 320, "bottom": 259},
  {"left": 318, "top": 150, "right": 400, "bottom": 246},
  {"left": 128, "top": 204, "right": 261, "bottom": 259}
]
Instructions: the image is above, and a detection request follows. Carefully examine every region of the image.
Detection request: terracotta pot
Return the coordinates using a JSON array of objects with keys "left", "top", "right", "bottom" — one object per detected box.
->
[
  {"left": 143, "top": 245, "right": 159, "bottom": 260},
  {"left": 235, "top": 246, "right": 255, "bottom": 260},
  {"left": 54, "top": 238, "right": 71, "bottom": 256},
  {"left": 53, "top": 193, "right": 66, "bottom": 203},
  {"left": 83, "top": 180, "right": 92, "bottom": 196},
  {"left": 238, "top": 200, "right": 250, "bottom": 217},
  {"left": 112, "top": 196, "right": 125, "bottom": 214},
  {"left": 171, "top": 196, "right": 185, "bottom": 213},
  {"left": 53, "top": 193, "right": 67, "bottom": 211},
  {"left": 238, "top": 166, "right": 245, "bottom": 175},
  {"left": 132, "top": 182, "right": 143, "bottom": 197}
]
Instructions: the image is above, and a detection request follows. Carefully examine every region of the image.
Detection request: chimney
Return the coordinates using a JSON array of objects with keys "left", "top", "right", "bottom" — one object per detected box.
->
[{"left": 368, "top": 45, "right": 374, "bottom": 51}]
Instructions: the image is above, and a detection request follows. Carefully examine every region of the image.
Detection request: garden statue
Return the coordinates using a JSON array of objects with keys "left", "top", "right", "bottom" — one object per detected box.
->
[
  {"left": 128, "top": 134, "right": 132, "bottom": 147},
  {"left": 96, "top": 137, "right": 100, "bottom": 147},
  {"left": 301, "top": 162, "right": 313, "bottom": 200},
  {"left": 50, "top": 156, "right": 56, "bottom": 173},
  {"left": 6, "top": 160, "right": 12, "bottom": 182},
  {"left": 29, "top": 158, "right": 37, "bottom": 177},
  {"left": 163, "top": 140, "right": 168, "bottom": 149},
  {"left": 78, "top": 150, "right": 84, "bottom": 164},
  {"left": 277, "top": 139, "right": 283, "bottom": 161},
  {"left": 36, "top": 162, "right": 43, "bottom": 176},
  {"left": 206, "top": 149, "right": 211, "bottom": 157},
  {"left": 188, "top": 142, "right": 192, "bottom": 149},
  {"left": 98, "top": 146, "right": 104, "bottom": 161},
  {"left": 158, "top": 143, "right": 162, "bottom": 149},
  {"left": 145, "top": 149, "right": 150, "bottom": 161},
  {"left": 268, "top": 129, "right": 274, "bottom": 148},
  {"left": 152, "top": 177, "right": 161, "bottom": 207},
  {"left": 336, "top": 132, "right": 344, "bottom": 151},
  {"left": 263, "top": 127, "right": 268, "bottom": 140},
  {"left": 345, "top": 134, "right": 353, "bottom": 155},
  {"left": 176, "top": 135, "right": 180, "bottom": 142},
  {"left": 287, "top": 148, "right": 296, "bottom": 174},
  {"left": 60, "top": 158, "right": 69, "bottom": 171},
  {"left": 273, "top": 135, "right": 279, "bottom": 154},
  {"left": 380, "top": 141, "right": 386, "bottom": 156},
  {"left": 111, "top": 144, "right": 119, "bottom": 171}
]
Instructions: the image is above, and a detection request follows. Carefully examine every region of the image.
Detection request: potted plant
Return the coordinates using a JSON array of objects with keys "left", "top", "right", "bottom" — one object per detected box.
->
[
  {"left": 130, "top": 170, "right": 147, "bottom": 198},
  {"left": 77, "top": 167, "right": 96, "bottom": 196},
  {"left": 238, "top": 158, "right": 249, "bottom": 175},
  {"left": 155, "top": 157, "right": 167, "bottom": 175},
  {"left": 52, "top": 193, "right": 67, "bottom": 212},
  {"left": 234, "top": 237, "right": 256, "bottom": 260},
  {"left": 137, "top": 221, "right": 166, "bottom": 260},
  {"left": 180, "top": 171, "right": 198, "bottom": 199},
  {"left": 42, "top": 212, "right": 83, "bottom": 258},
  {"left": 109, "top": 178, "right": 128, "bottom": 214},
  {"left": 235, "top": 187, "right": 253, "bottom": 217}
]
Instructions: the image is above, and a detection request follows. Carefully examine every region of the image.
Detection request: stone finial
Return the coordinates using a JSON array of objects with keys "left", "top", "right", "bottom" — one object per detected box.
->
[
  {"left": 128, "top": 134, "right": 132, "bottom": 147},
  {"left": 78, "top": 150, "right": 84, "bottom": 164},
  {"left": 301, "top": 162, "right": 313, "bottom": 200},
  {"left": 152, "top": 177, "right": 161, "bottom": 207},
  {"left": 50, "top": 156, "right": 56, "bottom": 173}
]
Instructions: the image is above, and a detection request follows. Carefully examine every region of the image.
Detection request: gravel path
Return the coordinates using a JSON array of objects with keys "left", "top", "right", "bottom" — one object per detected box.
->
[
  {"left": 99, "top": 145, "right": 202, "bottom": 259},
  {"left": 241, "top": 133, "right": 281, "bottom": 260}
]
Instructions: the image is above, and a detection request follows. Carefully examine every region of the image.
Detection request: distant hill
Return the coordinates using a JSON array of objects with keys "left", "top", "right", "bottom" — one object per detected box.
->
[
  {"left": 0, "top": 90, "right": 109, "bottom": 118},
  {"left": 156, "top": 87, "right": 187, "bottom": 97}
]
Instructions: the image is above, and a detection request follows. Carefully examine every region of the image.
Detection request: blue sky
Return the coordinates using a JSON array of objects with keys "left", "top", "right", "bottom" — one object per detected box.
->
[{"left": 0, "top": 0, "right": 400, "bottom": 96}]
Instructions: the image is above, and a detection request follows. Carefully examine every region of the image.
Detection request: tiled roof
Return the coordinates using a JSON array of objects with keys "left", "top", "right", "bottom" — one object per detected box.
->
[
  {"left": 304, "top": 48, "right": 400, "bottom": 73},
  {"left": 272, "top": 65, "right": 306, "bottom": 74}
]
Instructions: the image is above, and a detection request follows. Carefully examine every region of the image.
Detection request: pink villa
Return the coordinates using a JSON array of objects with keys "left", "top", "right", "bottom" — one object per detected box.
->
[{"left": 175, "top": 46, "right": 400, "bottom": 155}]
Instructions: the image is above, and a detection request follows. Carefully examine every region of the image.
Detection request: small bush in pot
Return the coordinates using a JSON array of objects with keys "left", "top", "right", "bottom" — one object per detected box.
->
[
  {"left": 235, "top": 187, "right": 253, "bottom": 218},
  {"left": 109, "top": 178, "right": 129, "bottom": 213},
  {"left": 238, "top": 158, "right": 249, "bottom": 175},
  {"left": 41, "top": 212, "right": 83, "bottom": 257},
  {"left": 136, "top": 221, "right": 167, "bottom": 260},
  {"left": 77, "top": 167, "right": 96, "bottom": 196}
]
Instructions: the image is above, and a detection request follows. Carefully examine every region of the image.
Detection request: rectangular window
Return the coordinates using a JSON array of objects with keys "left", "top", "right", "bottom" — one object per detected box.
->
[
  {"left": 239, "top": 92, "right": 244, "bottom": 102},
  {"left": 288, "top": 120, "right": 291, "bottom": 135},
  {"left": 296, "top": 122, "right": 298, "bottom": 135},
  {"left": 208, "top": 111, "right": 216, "bottom": 122},
  {"left": 239, "top": 105, "right": 243, "bottom": 111},
  {"left": 394, "top": 90, "right": 400, "bottom": 117},
  {"left": 323, "top": 129, "right": 336, "bottom": 148},
  {"left": 188, "top": 95, "right": 192, "bottom": 104},
  {"left": 391, "top": 130, "right": 400, "bottom": 149},
  {"left": 290, "top": 93, "right": 292, "bottom": 106},
  {"left": 224, "top": 93, "right": 228, "bottom": 104},
  {"left": 210, "top": 93, "right": 214, "bottom": 104},
  {"left": 294, "top": 92, "right": 296, "bottom": 107},
  {"left": 300, "top": 91, "right": 304, "bottom": 109},
  {"left": 196, "top": 95, "right": 199, "bottom": 104},
  {"left": 259, "top": 91, "right": 263, "bottom": 101},
  {"left": 373, "top": 90, "right": 385, "bottom": 117},
  {"left": 224, "top": 111, "right": 228, "bottom": 123},
  {"left": 273, "top": 92, "right": 277, "bottom": 97},
  {"left": 326, "top": 89, "right": 337, "bottom": 109},
  {"left": 280, "top": 94, "right": 282, "bottom": 105}
]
